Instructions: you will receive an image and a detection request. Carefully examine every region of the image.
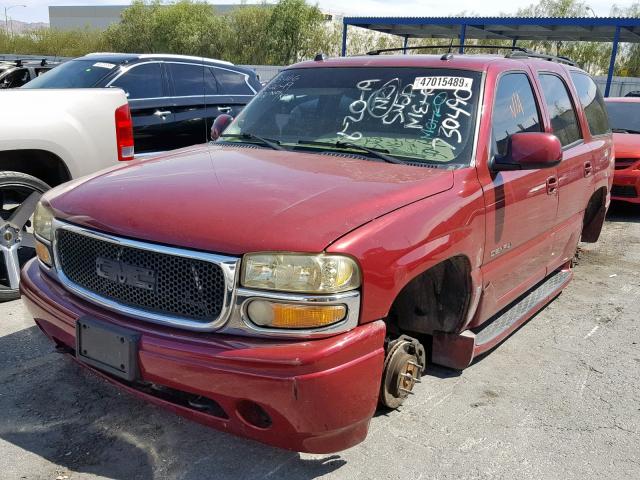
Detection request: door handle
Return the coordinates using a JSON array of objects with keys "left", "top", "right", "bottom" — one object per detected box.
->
[
  {"left": 217, "top": 106, "right": 232, "bottom": 114},
  {"left": 584, "top": 161, "right": 593, "bottom": 177},
  {"left": 153, "top": 110, "right": 172, "bottom": 118},
  {"left": 546, "top": 176, "right": 558, "bottom": 195}
]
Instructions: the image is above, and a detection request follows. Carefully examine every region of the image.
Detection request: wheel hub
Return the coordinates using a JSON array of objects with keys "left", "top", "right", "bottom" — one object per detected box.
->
[
  {"left": 379, "top": 335, "right": 426, "bottom": 409},
  {"left": 0, "top": 223, "right": 20, "bottom": 247}
]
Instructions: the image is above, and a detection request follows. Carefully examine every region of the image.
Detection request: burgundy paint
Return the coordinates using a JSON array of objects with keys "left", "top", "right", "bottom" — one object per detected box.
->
[{"left": 22, "top": 54, "right": 615, "bottom": 452}]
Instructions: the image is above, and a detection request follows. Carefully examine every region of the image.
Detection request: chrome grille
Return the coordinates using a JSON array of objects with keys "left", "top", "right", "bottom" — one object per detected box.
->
[{"left": 56, "top": 228, "right": 226, "bottom": 322}]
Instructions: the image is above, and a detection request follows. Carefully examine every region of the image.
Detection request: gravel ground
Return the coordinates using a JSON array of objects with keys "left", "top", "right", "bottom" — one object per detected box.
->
[{"left": 0, "top": 203, "right": 638, "bottom": 480}]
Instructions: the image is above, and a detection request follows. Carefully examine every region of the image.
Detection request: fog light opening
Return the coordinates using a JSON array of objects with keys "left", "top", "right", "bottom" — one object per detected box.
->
[{"left": 236, "top": 400, "right": 272, "bottom": 429}]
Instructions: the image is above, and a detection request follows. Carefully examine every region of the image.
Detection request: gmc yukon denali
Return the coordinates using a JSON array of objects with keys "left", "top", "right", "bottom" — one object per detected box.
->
[{"left": 21, "top": 52, "right": 613, "bottom": 453}]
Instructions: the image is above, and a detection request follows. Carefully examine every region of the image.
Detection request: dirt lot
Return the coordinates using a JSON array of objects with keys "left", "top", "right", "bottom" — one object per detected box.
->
[{"left": 0, "top": 203, "right": 638, "bottom": 480}]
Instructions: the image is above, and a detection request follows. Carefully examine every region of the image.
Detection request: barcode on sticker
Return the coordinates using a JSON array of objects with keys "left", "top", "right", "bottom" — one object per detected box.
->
[{"left": 413, "top": 76, "right": 473, "bottom": 90}]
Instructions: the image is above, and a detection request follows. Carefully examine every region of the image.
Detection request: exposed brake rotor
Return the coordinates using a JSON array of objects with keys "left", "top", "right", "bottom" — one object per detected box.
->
[{"left": 379, "top": 335, "right": 426, "bottom": 409}]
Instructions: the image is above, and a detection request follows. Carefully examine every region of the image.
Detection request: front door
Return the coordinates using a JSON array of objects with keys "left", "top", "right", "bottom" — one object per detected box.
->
[{"left": 477, "top": 71, "right": 559, "bottom": 321}]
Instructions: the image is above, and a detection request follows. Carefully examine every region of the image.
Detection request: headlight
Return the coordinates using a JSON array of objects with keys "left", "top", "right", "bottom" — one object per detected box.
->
[
  {"left": 33, "top": 202, "right": 54, "bottom": 242},
  {"left": 241, "top": 253, "right": 361, "bottom": 294}
]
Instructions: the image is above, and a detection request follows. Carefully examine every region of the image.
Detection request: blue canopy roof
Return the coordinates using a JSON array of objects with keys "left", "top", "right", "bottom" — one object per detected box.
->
[
  {"left": 342, "top": 17, "right": 640, "bottom": 43},
  {"left": 341, "top": 16, "right": 640, "bottom": 96}
]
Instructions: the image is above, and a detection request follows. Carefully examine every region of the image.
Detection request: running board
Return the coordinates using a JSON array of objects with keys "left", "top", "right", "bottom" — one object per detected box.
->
[{"left": 432, "top": 268, "right": 573, "bottom": 370}]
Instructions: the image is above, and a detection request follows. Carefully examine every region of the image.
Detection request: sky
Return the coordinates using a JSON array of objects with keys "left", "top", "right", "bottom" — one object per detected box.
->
[{"left": 2, "top": 0, "right": 630, "bottom": 24}]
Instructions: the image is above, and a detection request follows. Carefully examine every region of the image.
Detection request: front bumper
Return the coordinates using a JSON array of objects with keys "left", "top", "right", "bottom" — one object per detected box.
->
[
  {"left": 20, "top": 258, "right": 385, "bottom": 453},
  {"left": 612, "top": 168, "right": 640, "bottom": 204}
]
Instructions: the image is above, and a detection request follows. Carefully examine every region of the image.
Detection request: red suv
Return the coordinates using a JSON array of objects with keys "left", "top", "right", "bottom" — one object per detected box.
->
[
  {"left": 21, "top": 52, "right": 613, "bottom": 453},
  {"left": 604, "top": 97, "right": 640, "bottom": 204}
]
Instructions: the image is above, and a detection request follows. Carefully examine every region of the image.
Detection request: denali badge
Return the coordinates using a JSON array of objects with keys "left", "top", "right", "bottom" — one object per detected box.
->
[{"left": 96, "top": 257, "right": 156, "bottom": 291}]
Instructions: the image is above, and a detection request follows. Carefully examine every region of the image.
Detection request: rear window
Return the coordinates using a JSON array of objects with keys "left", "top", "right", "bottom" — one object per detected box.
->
[
  {"left": 539, "top": 74, "right": 582, "bottom": 147},
  {"left": 22, "top": 59, "right": 117, "bottom": 89},
  {"left": 570, "top": 72, "right": 610, "bottom": 136}
]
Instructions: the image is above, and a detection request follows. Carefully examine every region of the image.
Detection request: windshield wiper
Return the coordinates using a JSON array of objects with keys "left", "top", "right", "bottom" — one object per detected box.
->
[
  {"left": 220, "top": 133, "right": 284, "bottom": 150},
  {"left": 296, "top": 140, "right": 405, "bottom": 165},
  {"left": 612, "top": 128, "right": 640, "bottom": 134}
]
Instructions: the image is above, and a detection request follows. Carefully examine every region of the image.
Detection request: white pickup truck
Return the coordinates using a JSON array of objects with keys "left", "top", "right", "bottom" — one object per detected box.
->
[{"left": 0, "top": 88, "right": 132, "bottom": 300}]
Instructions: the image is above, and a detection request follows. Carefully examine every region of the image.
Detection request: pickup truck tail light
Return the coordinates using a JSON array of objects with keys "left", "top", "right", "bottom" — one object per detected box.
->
[{"left": 115, "top": 104, "right": 134, "bottom": 161}]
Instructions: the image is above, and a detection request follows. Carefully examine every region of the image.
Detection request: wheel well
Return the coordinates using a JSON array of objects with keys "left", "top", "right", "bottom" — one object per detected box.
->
[
  {"left": 582, "top": 187, "right": 607, "bottom": 243},
  {"left": 386, "top": 256, "right": 472, "bottom": 336},
  {"left": 0, "top": 150, "right": 71, "bottom": 188}
]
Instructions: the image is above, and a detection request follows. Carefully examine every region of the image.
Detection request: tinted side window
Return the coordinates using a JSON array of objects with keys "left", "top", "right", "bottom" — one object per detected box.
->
[
  {"left": 1, "top": 68, "right": 30, "bottom": 88},
  {"left": 492, "top": 73, "right": 542, "bottom": 156},
  {"left": 111, "top": 63, "right": 163, "bottom": 99},
  {"left": 539, "top": 74, "right": 582, "bottom": 146},
  {"left": 204, "top": 68, "right": 219, "bottom": 95},
  {"left": 570, "top": 72, "right": 610, "bottom": 136},
  {"left": 212, "top": 68, "right": 253, "bottom": 95},
  {"left": 168, "top": 63, "right": 204, "bottom": 97}
]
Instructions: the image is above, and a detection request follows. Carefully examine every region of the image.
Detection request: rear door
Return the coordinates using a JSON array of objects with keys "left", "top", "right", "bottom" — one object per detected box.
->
[
  {"left": 108, "top": 62, "right": 174, "bottom": 154},
  {"left": 570, "top": 71, "right": 612, "bottom": 201},
  {"left": 478, "top": 71, "right": 559, "bottom": 320},
  {"left": 536, "top": 71, "right": 592, "bottom": 268}
]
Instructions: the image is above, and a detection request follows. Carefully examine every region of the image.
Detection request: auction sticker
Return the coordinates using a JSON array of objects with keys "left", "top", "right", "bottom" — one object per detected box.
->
[
  {"left": 413, "top": 76, "right": 473, "bottom": 90},
  {"left": 93, "top": 62, "right": 116, "bottom": 69}
]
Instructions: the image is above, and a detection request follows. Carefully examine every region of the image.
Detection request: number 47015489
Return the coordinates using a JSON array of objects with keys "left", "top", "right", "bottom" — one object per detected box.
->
[{"left": 413, "top": 76, "right": 473, "bottom": 91}]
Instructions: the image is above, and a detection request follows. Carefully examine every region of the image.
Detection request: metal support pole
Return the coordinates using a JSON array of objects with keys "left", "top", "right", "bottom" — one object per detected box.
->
[
  {"left": 403, "top": 36, "right": 408, "bottom": 54},
  {"left": 341, "top": 21, "right": 348, "bottom": 56},
  {"left": 512, "top": 37, "right": 518, "bottom": 48},
  {"left": 605, "top": 26, "right": 621, "bottom": 97},
  {"left": 459, "top": 24, "right": 467, "bottom": 53}
]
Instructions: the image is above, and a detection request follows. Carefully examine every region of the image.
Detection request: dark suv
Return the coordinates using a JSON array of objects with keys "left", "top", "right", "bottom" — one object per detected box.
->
[
  {"left": 0, "top": 59, "right": 57, "bottom": 89},
  {"left": 23, "top": 53, "right": 261, "bottom": 154}
]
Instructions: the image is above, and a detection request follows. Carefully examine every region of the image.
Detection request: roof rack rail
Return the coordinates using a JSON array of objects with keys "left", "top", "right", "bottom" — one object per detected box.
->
[
  {"left": 0, "top": 58, "right": 54, "bottom": 68},
  {"left": 506, "top": 50, "right": 576, "bottom": 66},
  {"left": 366, "top": 44, "right": 529, "bottom": 55},
  {"left": 366, "top": 44, "right": 577, "bottom": 66}
]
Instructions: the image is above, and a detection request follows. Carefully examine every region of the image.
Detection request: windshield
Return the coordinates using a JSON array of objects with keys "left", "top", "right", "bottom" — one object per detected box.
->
[
  {"left": 22, "top": 59, "right": 117, "bottom": 89},
  {"left": 221, "top": 67, "right": 482, "bottom": 166},
  {"left": 605, "top": 101, "right": 640, "bottom": 133}
]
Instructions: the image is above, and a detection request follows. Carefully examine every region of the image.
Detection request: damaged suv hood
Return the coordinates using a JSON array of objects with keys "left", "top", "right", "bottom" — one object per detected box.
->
[{"left": 49, "top": 145, "right": 454, "bottom": 255}]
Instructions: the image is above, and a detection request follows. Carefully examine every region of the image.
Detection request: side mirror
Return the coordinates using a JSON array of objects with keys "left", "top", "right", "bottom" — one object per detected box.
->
[
  {"left": 210, "top": 114, "right": 234, "bottom": 141},
  {"left": 492, "top": 132, "right": 562, "bottom": 171}
]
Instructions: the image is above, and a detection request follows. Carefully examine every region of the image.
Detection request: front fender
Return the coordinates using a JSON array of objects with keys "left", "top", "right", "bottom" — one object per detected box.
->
[{"left": 327, "top": 169, "right": 486, "bottom": 326}]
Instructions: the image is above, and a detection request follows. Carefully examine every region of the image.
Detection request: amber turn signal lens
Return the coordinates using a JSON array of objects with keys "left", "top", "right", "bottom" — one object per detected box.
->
[
  {"left": 35, "top": 240, "right": 52, "bottom": 267},
  {"left": 247, "top": 300, "right": 346, "bottom": 329}
]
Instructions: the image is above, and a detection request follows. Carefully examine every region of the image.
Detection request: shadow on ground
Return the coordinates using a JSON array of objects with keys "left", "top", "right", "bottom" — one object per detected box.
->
[
  {"left": 0, "top": 326, "right": 346, "bottom": 480},
  {"left": 607, "top": 201, "right": 639, "bottom": 223}
]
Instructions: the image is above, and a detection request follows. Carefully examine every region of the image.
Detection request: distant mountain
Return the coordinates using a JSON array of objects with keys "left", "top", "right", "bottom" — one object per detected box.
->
[{"left": 0, "top": 20, "right": 49, "bottom": 34}]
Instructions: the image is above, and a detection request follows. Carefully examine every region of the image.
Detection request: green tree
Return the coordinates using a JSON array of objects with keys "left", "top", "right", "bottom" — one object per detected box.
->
[
  {"left": 104, "top": 0, "right": 226, "bottom": 57},
  {"left": 265, "top": 0, "right": 327, "bottom": 64}
]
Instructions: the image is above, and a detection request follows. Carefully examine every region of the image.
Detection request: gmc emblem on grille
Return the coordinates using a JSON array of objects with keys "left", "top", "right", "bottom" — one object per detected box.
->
[{"left": 96, "top": 257, "right": 157, "bottom": 291}]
